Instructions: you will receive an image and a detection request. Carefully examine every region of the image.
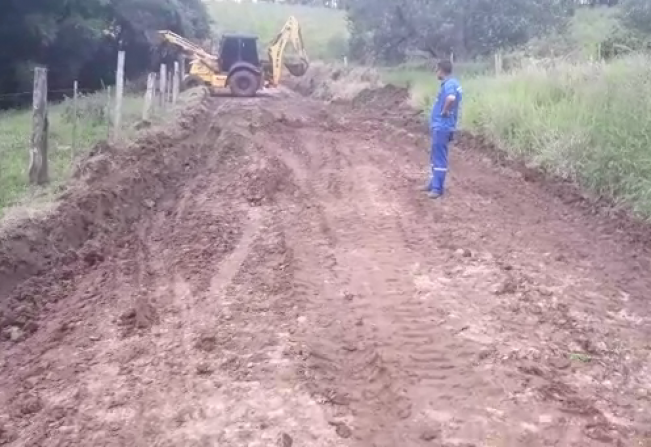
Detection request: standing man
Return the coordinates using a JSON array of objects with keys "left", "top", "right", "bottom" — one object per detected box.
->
[{"left": 425, "top": 59, "right": 462, "bottom": 199}]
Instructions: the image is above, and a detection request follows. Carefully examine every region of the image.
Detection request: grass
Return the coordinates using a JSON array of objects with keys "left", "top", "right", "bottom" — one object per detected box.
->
[
  {"left": 0, "top": 93, "right": 143, "bottom": 215},
  {"left": 381, "top": 7, "right": 651, "bottom": 217},
  {"left": 399, "top": 54, "right": 651, "bottom": 217},
  {"left": 461, "top": 55, "right": 651, "bottom": 215},
  {"left": 204, "top": 0, "right": 349, "bottom": 60}
]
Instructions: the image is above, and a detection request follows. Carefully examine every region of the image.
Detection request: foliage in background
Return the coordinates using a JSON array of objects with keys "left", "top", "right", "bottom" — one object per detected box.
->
[
  {"left": 204, "top": 1, "right": 348, "bottom": 60},
  {"left": 346, "top": 0, "right": 574, "bottom": 64},
  {"left": 620, "top": 0, "right": 651, "bottom": 35},
  {"left": 0, "top": 0, "right": 211, "bottom": 107}
]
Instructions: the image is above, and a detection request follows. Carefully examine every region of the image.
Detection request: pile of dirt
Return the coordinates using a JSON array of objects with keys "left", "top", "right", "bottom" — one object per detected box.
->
[
  {"left": 351, "top": 83, "right": 411, "bottom": 110},
  {"left": 0, "top": 88, "right": 210, "bottom": 340},
  {"left": 289, "top": 65, "right": 426, "bottom": 134},
  {"left": 287, "top": 62, "right": 382, "bottom": 102}
]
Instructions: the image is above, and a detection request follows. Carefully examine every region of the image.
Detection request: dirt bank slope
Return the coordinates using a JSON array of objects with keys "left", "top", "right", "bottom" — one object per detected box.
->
[{"left": 1, "top": 84, "right": 651, "bottom": 446}]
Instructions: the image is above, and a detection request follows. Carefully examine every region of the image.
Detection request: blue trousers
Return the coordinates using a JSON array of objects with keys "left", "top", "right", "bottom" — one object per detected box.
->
[{"left": 429, "top": 129, "right": 453, "bottom": 194}]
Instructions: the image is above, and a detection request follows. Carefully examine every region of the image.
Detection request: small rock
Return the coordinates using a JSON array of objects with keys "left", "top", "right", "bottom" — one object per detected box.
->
[
  {"left": 277, "top": 432, "right": 293, "bottom": 447},
  {"left": 8, "top": 326, "right": 23, "bottom": 342},
  {"left": 420, "top": 428, "right": 440, "bottom": 441},
  {"left": 89, "top": 335, "right": 101, "bottom": 342},
  {"left": 297, "top": 316, "right": 307, "bottom": 324},
  {"left": 355, "top": 318, "right": 364, "bottom": 326}
]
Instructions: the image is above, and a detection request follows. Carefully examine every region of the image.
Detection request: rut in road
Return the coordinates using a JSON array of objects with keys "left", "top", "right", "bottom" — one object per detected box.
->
[{"left": 1, "top": 87, "right": 650, "bottom": 447}]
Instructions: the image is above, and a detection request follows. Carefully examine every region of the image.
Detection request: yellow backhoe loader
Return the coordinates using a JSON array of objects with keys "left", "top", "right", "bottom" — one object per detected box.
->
[{"left": 157, "top": 16, "right": 309, "bottom": 97}]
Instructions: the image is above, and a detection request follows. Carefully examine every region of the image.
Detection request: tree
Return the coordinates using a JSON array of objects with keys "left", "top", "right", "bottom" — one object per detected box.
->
[
  {"left": 0, "top": 0, "right": 211, "bottom": 108},
  {"left": 620, "top": 0, "right": 651, "bottom": 35},
  {"left": 347, "top": 0, "right": 573, "bottom": 63}
]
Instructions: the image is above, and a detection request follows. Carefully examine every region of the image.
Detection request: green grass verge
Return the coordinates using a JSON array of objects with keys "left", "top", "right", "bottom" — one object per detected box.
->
[
  {"left": 0, "top": 93, "right": 143, "bottom": 215},
  {"left": 394, "top": 54, "right": 651, "bottom": 217},
  {"left": 205, "top": 1, "right": 348, "bottom": 60}
]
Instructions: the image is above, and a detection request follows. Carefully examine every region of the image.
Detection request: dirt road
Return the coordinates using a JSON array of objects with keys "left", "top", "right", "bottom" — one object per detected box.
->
[{"left": 1, "top": 85, "right": 651, "bottom": 446}]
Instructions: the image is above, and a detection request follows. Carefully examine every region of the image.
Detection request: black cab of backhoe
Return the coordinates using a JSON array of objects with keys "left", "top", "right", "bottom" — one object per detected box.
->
[
  {"left": 218, "top": 34, "right": 261, "bottom": 71},
  {"left": 218, "top": 34, "right": 263, "bottom": 96}
]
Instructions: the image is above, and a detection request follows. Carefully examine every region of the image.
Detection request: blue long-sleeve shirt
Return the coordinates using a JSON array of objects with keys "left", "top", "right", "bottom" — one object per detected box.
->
[{"left": 431, "top": 77, "right": 462, "bottom": 131}]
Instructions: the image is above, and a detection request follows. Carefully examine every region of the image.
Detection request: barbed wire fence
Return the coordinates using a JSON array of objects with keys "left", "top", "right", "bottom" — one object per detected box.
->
[{"left": 0, "top": 51, "right": 184, "bottom": 191}]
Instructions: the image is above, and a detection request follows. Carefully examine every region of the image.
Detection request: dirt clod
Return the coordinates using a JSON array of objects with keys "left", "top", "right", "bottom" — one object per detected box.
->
[
  {"left": 420, "top": 427, "right": 441, "bottom": 441},
  {"left": 195, "top": 335, "right": 218, "bottom": 352},
  {"left": 455, "top": 248, "right": 472, "bottom": 258},
  {"left": 195, "top": 362, "right": 213, "bottom": 376},
  {"left": 119, "top": 297, "right": 159, "bottom": 335},
  {"left": 330, "top": 422, "right": 352, "bottom": 439},
  {"left": 16, "top": 394, "right": 43, "bottom": 415},
  {"left": 277, "top": 432, "right": 293, "bottom": 447}
]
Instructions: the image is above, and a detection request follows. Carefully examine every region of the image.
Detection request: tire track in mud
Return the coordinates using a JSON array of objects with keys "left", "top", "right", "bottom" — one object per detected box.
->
[
  {"left": 355, "top": 117, "right": 651, "bottom": 443},
  {"left": 259, "top": 97, "right": 651, "bottom": 446},
  {"left": 262, "top": 121, "right": 504, "bottom": 445}
]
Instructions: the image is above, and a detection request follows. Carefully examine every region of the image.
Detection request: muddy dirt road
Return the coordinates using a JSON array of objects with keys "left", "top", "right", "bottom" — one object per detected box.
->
[{"left": 1, "top": 86, "right": 651, "bottom": 446}]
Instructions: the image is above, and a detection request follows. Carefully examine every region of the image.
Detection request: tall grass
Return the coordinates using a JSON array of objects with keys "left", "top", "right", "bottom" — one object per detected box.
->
[
  {"left": 397, "top": 54, "right": 651, "bottom": 216},
  {"left": 0, "top": 93, "right": 143, "bottom": 214},
  {"left": 204, "top": 0, "right": 348, "bottom": 60},
  {"left": 463, "top": 55, "right": 651, "bottom": 214}
]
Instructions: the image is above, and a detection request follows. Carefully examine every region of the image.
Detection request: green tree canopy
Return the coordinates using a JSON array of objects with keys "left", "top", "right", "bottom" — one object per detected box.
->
[
  {"left": 0, "top": 0, "right": 211, "bottom": 107},
  {"left": 346, "top": 0, "right": 573, "bottom": 63}
]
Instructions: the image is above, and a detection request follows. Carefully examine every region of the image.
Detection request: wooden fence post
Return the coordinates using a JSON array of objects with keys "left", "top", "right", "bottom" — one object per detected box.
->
[
  {"left": 168, "top": 71, "right": 173, "bottom": 104},
  {"left": 494, "top": 52, "right": 503, "bottom": 76},
  {"left": 173, "top": 61, "right": 180, "bottom": 104},
  {"left": 29, "top": 66, "right": 49, "bottom": 185},
  {"left": 113, "top": 50, "right": 125, "bottom": 140},
  {"left": 143, "top": 72, "right": 156, "bottom": 121},
  {"left": 159, "top": 64, "right": 167, "bottom": 109},
  {"left": 106, "top": 86, "right": 112, "bottom": 140},
  {"left": 72, "top": 80, "right": 78, "bottom": 159}
]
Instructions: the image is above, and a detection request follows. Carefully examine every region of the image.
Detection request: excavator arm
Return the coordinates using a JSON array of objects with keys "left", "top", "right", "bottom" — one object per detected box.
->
[
  {"left": 156, "top": 30, "right": 219, "bottom": 73},
  {"left": 266, "top": 16, "right": 309, "bottom": 87}
]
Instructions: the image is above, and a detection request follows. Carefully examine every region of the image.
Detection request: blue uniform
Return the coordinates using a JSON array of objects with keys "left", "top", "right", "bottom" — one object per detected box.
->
[{"left": 428, "top": 77, "right": 462, "bottom": 195}]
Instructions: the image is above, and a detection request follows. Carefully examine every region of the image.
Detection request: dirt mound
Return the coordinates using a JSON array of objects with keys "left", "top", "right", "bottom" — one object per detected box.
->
[
  {"left": 0, "top": 89, "right": 210, "bottom": 340},
  {"left": 351, "top": 83, "right": 410, "bottom": 109},
  {"left": 287, "top": 62, "right": 382, "bottom": 102}
]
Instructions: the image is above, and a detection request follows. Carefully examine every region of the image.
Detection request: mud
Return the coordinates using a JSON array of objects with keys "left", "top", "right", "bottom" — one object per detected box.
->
[{"left": 1, "top": 79, "right": 651, "bottom": 446}]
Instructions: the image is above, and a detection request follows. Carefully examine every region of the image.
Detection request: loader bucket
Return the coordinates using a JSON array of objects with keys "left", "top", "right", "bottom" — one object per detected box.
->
[{"left": 285, "top": 58, "right": 309, "bottom": 77}]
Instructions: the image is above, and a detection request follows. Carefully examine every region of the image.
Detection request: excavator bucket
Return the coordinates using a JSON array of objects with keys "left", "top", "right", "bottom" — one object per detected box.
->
[{"left": 285, "top": 57, "right": 309, "bottom": 77}]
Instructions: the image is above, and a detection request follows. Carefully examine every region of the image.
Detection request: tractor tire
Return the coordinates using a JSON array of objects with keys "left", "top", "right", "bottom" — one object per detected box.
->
[
  {"left": 182, "top": 75, "right": 204, "bottom": 91},
  {"left": 229, "top": 70, "right": 259, "bottom": 97}
]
